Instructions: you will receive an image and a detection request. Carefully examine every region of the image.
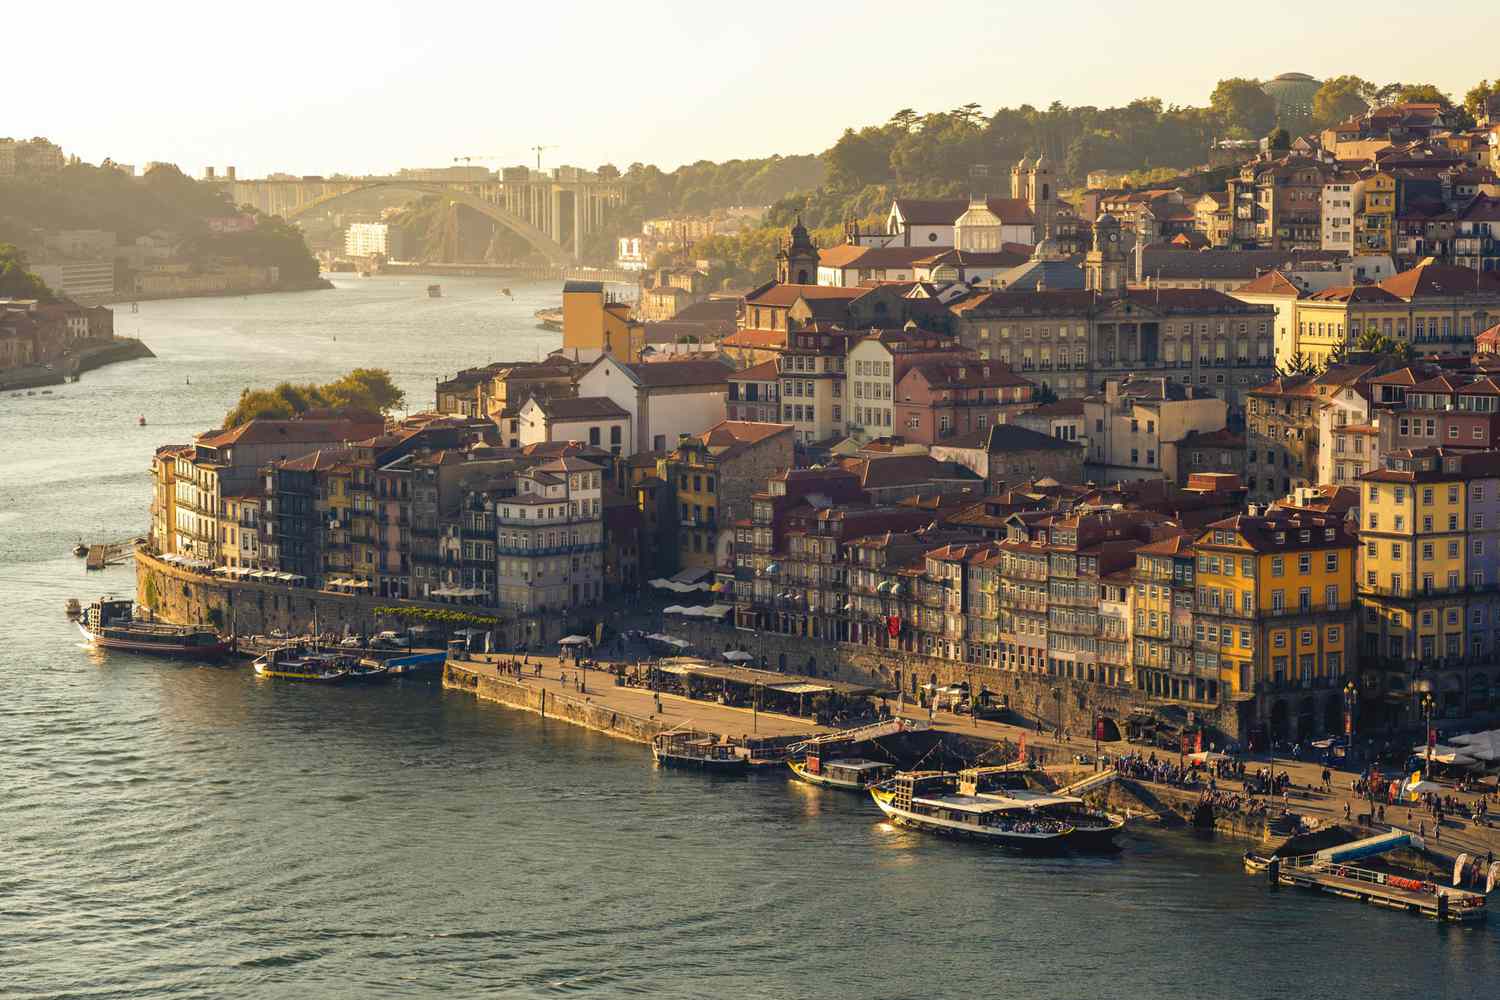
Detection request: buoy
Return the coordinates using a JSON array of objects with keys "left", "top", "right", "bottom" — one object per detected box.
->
[{"left": 138, "top": 415, "right": 146, "bottom": 426}]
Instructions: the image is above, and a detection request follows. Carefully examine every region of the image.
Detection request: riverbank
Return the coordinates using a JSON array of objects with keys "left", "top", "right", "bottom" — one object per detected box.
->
[
  {"left": 0, "top": 337, "right": 154, "bottom": 392},
  {"left": 96, "top": 277, "right": 333, "bottom": 306}
]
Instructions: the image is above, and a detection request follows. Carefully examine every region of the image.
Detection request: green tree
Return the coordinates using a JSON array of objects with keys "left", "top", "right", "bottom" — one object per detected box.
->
[
  {"left": 222, "top": 369, "right": 403, "bottom": 426},
  {"left": 1209, "top": 78, "right": 1277, "bottom": 137},
  {"left": 1266, "top": 127, "right": 1291, "bottom": 151},
  {"left": 0, "top": 244, "right": 54, "bottom": 300},
  {"left": 1278, "top": 351, "right": 1316, "bottom": 377},
  {"left": 1393, "top": 83, "right": 1452, "bottom": 106},
  {"left": 1312, "top": 75, "right": 1375, "bottom": 125},
  {"left": 1464, "top": 80, "right": 1498, "bottom": 120},
  {"left": 324, "top": 368, "right": 405, "bottom": 414},
  {"left": 1354, "top": 327, "right": 1415, "bottom": 362}
]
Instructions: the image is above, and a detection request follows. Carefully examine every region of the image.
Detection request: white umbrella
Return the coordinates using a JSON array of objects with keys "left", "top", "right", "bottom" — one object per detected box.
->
[
  {"left": 558, "top": 635, "right": 591, "bottom": 646},
  {"left": 1403, "top": 778, "right": 1445, "bottom": 799},
  {"left": 722, "top": 650, "right": 754, "bottom": 663}
]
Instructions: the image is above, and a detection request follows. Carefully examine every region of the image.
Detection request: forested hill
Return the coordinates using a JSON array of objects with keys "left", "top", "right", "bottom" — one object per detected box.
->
[{"left": 0, "top": 161, "right": 322, "bottom": 285}]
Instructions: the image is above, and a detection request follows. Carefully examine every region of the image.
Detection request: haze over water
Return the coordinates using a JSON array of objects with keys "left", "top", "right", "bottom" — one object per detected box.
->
[{"left": 3, "top": 276, "right": 1497, "bottom": 998}]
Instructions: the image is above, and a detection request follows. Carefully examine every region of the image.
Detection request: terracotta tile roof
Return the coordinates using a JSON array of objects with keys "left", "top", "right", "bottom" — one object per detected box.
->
[
  {"left": 743, "top": 283, "right": 866, "bottom": 307},
  {"left": 729, "top": 359, "right": 781, "bottom": 381},
  {"left": 698, "top": 420, "right": 791, "bottom": 451},
  {"left": 1201, "top": 509, "right": 1355, "bottom": 552},
  {"left": 1377, "top": 261, "right": 1500, "bottom": 299},
  {"left": 817, "top": 245, "right": 937, "bottom": 269},
  {"left": 907, "top": 360, "right": 1036, "bottom": 390},
  {"left": 532, "top": 395, "right": 630, "bottom": 420},
  {"left": 625, "top": 359, "right": 732, "bottom": 388},
  {"left": 276, "top": 447, "right": 355, "bottom": 472},
  {"left": 197, "top": 415, "right": 383, "bottom": 448},
  {"left": 1305, "top": 284, "right": 1400, "bottom": 303},
  {"left": 1131, "top": 532, "right": 1195, "bottom": 557},
  {"left": 722, "top": 329, "right": 785, "bottom": 349},
  {"left": 1235, "top": 270, "right": 1304, "bottom": 296}
]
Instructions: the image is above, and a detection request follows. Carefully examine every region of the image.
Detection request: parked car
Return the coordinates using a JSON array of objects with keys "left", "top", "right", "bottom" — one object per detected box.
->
[{"left": 371, "top": 630, "right": 411, "bottom": 649}]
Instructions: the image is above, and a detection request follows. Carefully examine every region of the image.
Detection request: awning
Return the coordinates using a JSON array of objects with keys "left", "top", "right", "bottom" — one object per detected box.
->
[
  {"left": 649, "top": 578, "right": 713, "bottom": 593},
  {"left": 645, "top": 633, "right": 690, "bottom": 648},
  {"left": 722, "top": 650, "right": 754, "bottom": 663},
  {"left": 558, "top": 635, "right": 592, "bottom": 646},
  {"left": 770, "top": 682, "right": 832, "bottom": 695}
]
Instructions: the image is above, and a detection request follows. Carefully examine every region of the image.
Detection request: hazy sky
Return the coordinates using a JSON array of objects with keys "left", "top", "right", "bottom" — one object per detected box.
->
[{"left": 10, "top": 1, "right": 1495, "bottom": 178}]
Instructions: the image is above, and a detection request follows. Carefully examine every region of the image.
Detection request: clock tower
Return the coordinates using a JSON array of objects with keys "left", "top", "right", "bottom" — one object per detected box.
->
[
  {"left": 1085, "top": 213, "right": 1125, "bottom": 297},
  {"left": 776, "top": 216, "right": 819, "bottom": 285}
]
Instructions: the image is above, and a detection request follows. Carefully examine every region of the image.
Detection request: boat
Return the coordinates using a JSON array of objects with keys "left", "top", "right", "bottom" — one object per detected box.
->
[
  {"left": 72, "top": 542, "right": 88, "bottom": 557},
  {"left": 345, "top": 660, "right": 392, "bottom": 683},
  {"left": 77, "top": 598, "right": 231, "bottom": 658},
  {"left": 651, "top": 731, "right": 749, "bottom": 773},
  {"left": 870, "top": 771, "right": 1074, "bottom": 849},
  {"left": 789, "top": 754, "right": 895, "bottom": 791},
  {"left": 64, "top": 598, "right": 82, "bottom": 618},
  {"left": 534, "top": 307, "right": 563, "bottom": 331},
  {"left": 250, "top": 642, "right": 349, "bottom": 682},
  {"left": 959, "top": 766, "right": 1126, "bottom": 849},
  {"left": 427, "top": 284, "right": 442, "bottom": 298},
  {"left": 381, "top": 651, "right": 446, "bottom": 677}
]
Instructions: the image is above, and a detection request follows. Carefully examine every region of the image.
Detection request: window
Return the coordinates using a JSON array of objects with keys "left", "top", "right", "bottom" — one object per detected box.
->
[
  {"left": 1271, "top": 557, "right": 1284, "bottom": 577},
  {"left": 1325, "top": 552, "right": 1338, "bottom": 572},
  {"left": 1298, "top": 554, "right": 1310, "bottom": 574}
]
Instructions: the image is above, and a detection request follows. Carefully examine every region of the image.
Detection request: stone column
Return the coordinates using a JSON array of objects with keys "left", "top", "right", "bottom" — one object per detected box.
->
[{"left": 573, "top": 184, "right": 583, "bottom": 262}]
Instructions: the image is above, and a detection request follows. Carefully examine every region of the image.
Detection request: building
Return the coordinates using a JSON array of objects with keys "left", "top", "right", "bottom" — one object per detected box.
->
[
  {"left": 343, "top": 222, "right": 405, "bottom": 259},
  {"left": 562, "top": 280, "right": 644, "bottom": 362},
  {"left": 1321, "top": 174, "right": 1366, "bottom": 253},
  {"left": 516, "top": 395, "right": 631, "bottom": 455},
  {"left": 30, "top": 260, "right": 116, "bottom": 299},
  {"left": 1173, "top": 428, "right": 1245, "bottom": 485},
  {"left": 1261, "top": 72, "right": 1322, "bottom": 122},
  {"left": 725, "top": 360, "right": 781, "bottom": 423},
  {"left": 1082, "top": 375, "right": 1228, "bottom": 484},
  {"left": 1193, "top": 505, "right": 1357, "bottom": 739},
  {"left": 1292, "top": 261, "right": 1500, "bottom": 363},
  {"left": 1245, "top": 363, "right": 1381, "bottom": 504},
  {"left": 577, "top": 355, "right": 730, "bottom": 455},
  {"left": 662, "top": 421, "right": 794, "bottom": 572},
  {"left": 489, "top": 456, "right": 605, "bottom": 614},
  {"left": 847, "top": 328, "right": 971, "bottom": 441},
  {"left": 893, "top": 360, "right": 1036, "bottom": 444},
  {"left": 1224, "top": 156, "right": 1336, "bottom": 250},
  {"left": 1012, "top": 398, "right": 1088, "bottom": 446},
  {"left": 930, "top": 423, "right": 1086, "bottom": 489}
]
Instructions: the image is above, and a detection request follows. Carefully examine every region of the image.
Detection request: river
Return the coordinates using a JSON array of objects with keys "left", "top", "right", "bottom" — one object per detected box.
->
[{"left": 2, "top": 276, "right": 1496, "bottom": 999}]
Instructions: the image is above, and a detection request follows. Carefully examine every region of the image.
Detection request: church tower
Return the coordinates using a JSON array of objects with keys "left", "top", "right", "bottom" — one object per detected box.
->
[
  {"left": 776, "top": 216, "right": 819, "bottom": 285},
  {"left": 1085, "top": 213, "right": 1126, "bottom": 296},
  {"left": 1029, "top": 154, "right": 1056, "bottom": 236}
]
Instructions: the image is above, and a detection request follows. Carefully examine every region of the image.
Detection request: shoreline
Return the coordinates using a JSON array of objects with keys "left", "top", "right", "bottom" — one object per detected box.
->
[
  {"left": 0, "top": 337, "right": 155, "bottom": 392},
  {"left": 89, "top": 278, "right": 333, "bottom": 308}
]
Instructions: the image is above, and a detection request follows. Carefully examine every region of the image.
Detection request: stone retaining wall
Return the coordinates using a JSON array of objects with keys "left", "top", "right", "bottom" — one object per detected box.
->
[
  {"left": 671, "top": 619, "right": 1245, "bottom": 742},
  {"left": 443, "top": 661, "right": 666, "bottom": 745}
]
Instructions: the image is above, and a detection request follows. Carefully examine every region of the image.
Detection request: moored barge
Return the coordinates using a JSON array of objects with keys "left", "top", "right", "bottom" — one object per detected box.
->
[{"left": 77, "top": 599, "right": 230, "bottom": 658}]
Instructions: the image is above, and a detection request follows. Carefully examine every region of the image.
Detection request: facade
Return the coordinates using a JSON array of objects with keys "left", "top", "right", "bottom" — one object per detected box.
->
[
  {"left": 662, "top": 421, "right": 794, "bottom": 572},
  {"left": 343, "top": 222, "right": 405, "bottom": 258},
  {"left": 1193, "top": 506, "right": 1357, "bottom": 739},
  {"left": 725, "top": 359, "right": 781, "bottom": 423},
  {"left": 1083, "top": 376, "right": 1228, "bottom": 484},
  {"left": 489, "top": 457, "right": 605, "bottom": 614},
  {"left": 562, "top": 280, "right": 645, "bottom": 363},
  {"left": 930, "top": 424, "right": 1086, "bottom": 489},
  {"left": 577, "top": 355, "right": 730, "bottom": 455},
  {"left": 893, "top": 360, "right": 1035, "bottom": 445},
  {"left": 1321, "top": 175, "right": 1365, "bottom": 253},
  {"left": 516, "top": 395, "right": 631, "bottom": 455}
]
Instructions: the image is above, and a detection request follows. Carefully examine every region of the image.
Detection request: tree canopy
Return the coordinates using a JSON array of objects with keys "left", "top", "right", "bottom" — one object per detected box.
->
[
  {"left": 0, "top": 244, "right": 55, "bottom": 300},
  {"left": 223, "top": 368, "right": 405, "bottom": 427},
  {"left": 1312, "top": 75, "right": 1376, "bottom": 126},
  {"left": 1209, "top": 79, "right": 1278, "bottom": 137}
]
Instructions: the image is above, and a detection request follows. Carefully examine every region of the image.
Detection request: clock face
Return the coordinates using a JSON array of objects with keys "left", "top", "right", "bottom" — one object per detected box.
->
[{"left": 1109, "top": 233, "right": 1118, "bottom": 243}]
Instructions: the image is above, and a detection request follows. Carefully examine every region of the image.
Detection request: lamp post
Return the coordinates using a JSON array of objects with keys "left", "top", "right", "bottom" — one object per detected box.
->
[
  {"left": 1421, "top": 692, "right": 1436, "bottom": 779},
  {"left": 1343, "top": 680, "right": 1358, "bottom": 751}
]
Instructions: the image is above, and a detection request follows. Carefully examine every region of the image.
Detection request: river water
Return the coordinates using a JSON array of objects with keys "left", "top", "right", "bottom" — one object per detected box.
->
[{"left": 3, "top": 276, "right": 1497, "bottom": 999}]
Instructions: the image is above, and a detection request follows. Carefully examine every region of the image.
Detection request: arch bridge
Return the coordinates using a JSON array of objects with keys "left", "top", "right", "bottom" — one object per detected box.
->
[{"left": 215, "top": 174, "right": 629, "bottom": 264}]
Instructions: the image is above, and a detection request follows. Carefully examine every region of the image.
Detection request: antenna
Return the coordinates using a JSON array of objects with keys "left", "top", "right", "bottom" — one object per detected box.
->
[{"left": 531, "top": 145, "right": 554, "bottom": 171}]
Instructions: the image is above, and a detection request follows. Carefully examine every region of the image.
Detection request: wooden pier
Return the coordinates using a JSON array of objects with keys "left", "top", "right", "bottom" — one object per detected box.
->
[{"left": 1271, "top": 855, "right": 1487, "bottom": 922}]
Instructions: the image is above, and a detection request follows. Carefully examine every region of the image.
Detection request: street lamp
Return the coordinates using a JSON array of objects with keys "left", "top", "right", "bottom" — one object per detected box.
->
[
  {"left": 1421, "top": 691, "right": 1436, "bottom": 778},
  {"left": 1343, "top": 680, "right": 1358, "bottom": 749}
]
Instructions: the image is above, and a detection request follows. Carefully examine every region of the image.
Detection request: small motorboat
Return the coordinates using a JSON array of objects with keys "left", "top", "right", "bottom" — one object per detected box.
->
[
  {"left": 345, "top": 660, "right": 392, "bottom": 683},
  {"left": 651, "top": 732, "right": 749, "bottom": 774},
  {"left": 72, "top": 542, "right": 88, "bottom": 557},
  {"left": 1244, "top": 850, "right": 1275, "bottom": 873},
  {"left": 64, "top": 598, "right": 82, "bottom": 618},
  {"left": 789, "top": 755, "right": 895, "bottom": 791}
]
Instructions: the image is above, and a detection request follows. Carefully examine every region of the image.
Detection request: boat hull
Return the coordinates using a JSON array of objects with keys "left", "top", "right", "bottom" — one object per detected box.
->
[
  {"left": 78, "top": 622, "right": 230, "bottom": 659},
  {"left": 870, "top": 790, "right": 1072, "bottom": 850},
  {"left": 788, "top": 760, "right": 870, "bottom": 790},
  {"left": 652, "top": 748, "right": 749, "bottom": 774},
  {"left": 1065, "top": 815, "right": 1126, "bottom": 850}
]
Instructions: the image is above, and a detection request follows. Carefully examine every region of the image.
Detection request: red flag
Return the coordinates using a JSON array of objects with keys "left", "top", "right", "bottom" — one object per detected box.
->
[
  {"left": 1194, "top": 730, "right": 1203, "bottom": 753},
  {"left": 1017, "top": 734, "right": 1027, "bottom": 761},
  {"left": 886, "top": 615, "right": 901, "bottom": 639}
]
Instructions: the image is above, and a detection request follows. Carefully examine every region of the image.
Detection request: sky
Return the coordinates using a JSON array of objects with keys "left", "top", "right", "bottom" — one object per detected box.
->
[{"left": 8, "top": 0, "right": 1496, "bottom": 178}]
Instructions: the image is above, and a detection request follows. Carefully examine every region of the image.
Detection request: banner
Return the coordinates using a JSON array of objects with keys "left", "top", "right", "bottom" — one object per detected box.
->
[
  {"left": 1345, "top": 711, "right": 1352, "bottom": 737},
  {"left": 1017, "top": 734, "right": 1026, "bottom": 762},
  {"left": 887, "top": 616, "right": 901, "bottom": 639},
  {"left": 1194, "top": 730, "right": 1203, "bottom": 753}
]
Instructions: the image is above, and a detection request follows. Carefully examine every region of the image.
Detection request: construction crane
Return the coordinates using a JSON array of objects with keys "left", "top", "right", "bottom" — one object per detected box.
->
[{"left": 530, "top": 145, "right": 553, "bottom": 171}]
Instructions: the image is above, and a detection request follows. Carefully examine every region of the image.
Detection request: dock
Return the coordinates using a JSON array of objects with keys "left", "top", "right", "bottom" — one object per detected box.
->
[
  {"left": 1271, "top": 854, "right": 1487, "bottom": 922},
  {"left": 84, "top": 541, "right": 133, "bottom": 570}
]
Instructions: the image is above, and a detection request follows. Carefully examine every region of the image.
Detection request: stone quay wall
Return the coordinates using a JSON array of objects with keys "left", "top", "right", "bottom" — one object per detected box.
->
[
  {"left": 135, "top": 548, "right": 504, "bottom": 640},
  {"left": 443, "top": 659, "right": 667, "bottom": 745},
  {"left": 671, "top": 619, "right": 1245, "bottom": 742}
]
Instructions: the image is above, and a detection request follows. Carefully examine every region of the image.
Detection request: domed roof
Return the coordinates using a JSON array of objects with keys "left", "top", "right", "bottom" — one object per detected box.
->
[
  {"left": 1272, "top": 71, "right": 1317, "bottom": 82},
  {"left": 1095, "top": 211, "right": 1119, "bottom": 228},
  {"left": 1033, "top": 153, "right": 1050, "bottom": 172},
  {"left": 1261, "top": 73, "right": 1322, "bottom": 101},
  {"left": 1032, "top": 236, "right": 1061, "bottom": 260},
  {"left": 1017, "top": 155, "right": 1034, "bottom": 171}
]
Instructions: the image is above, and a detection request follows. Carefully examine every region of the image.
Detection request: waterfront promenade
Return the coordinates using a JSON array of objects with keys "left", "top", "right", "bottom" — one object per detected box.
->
[{"left": 453, "top": 649, "right": 1500, "bottom": 859}]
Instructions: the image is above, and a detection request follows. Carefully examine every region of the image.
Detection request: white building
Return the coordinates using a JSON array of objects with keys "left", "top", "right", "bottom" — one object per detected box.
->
[
  {"left": 1082, "top": 376, "right": 1227, "bottom": 483},
  {"left": 954, "top": 196, "right": 1036, "bottom": 251},
  {"left": 1321, "top": 176, "right": 1365, "bottom": 252},
  {"left": 344, "top": 222, "right": 404, "bottom": 258},
  {"left": 517, "top": 395, "right": 631, "bottom": 455},
  {"left": 493, "top": 457, "right": 605, "bottom": 613},
  {"left": 576, "top": 356, "right": 729, "bottom": 455},
  {"left": 31, "top": 260, "right": 116, "bottom": 299},
  {"left": 616, "top": 235, "right": 647, "bottom": 270}
]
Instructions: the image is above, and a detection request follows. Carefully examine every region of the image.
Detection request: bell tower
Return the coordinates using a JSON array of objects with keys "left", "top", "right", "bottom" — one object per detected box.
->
[
  {"left": 776, "top": 216, "right": 819, "bottom": 285},
  {"left": 1085, "top": 213, "right": 1126, "bottom": 297}
]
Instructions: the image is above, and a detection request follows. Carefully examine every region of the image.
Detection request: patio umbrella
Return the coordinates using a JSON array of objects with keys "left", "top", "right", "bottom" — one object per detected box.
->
[{"left": 558, "top": 635, "right": 591, "bottom": 646}]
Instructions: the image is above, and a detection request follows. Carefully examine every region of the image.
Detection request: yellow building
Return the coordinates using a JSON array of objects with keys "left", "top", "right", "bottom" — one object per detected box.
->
[
  {"left": 1359, "top": 172, "right": 1396, "bottom": 253},
  {"left": 1131, "top": 534, "right": 1202, "bottom": 704},
  {"left": 1194, "top": 507, "right": 1356, "bottom": 740},
  {"left": 562, "top": 280, "right": 644, "bottom": 362},
  {"left": 1358, "top": 448, "right": 1467, "bottom": 668}
]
